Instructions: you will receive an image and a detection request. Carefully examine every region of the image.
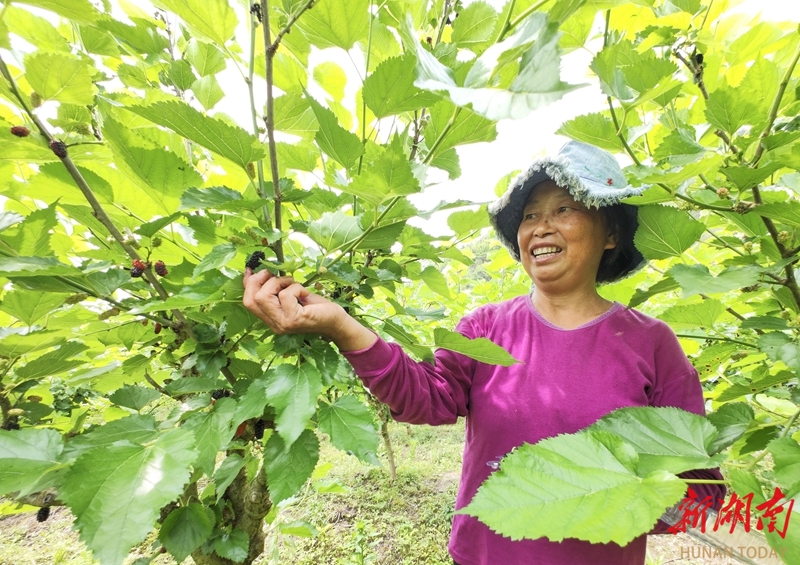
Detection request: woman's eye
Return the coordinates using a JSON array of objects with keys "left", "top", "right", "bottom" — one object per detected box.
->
[
  {"left": 558, "top": 206, "right": 569, "bottom": 213},
  {"left": 524, "top": 213, "right": 537, "bottom": 220}
]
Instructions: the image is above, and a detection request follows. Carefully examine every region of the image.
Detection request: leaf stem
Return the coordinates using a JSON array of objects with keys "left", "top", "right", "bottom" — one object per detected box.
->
[
  {"left": 500, "top": 0, "right": 552, "bottom": 41},
  {"left": 357, "top": 0, "right": 376, "bottom": 176},
  {"left": 261, "top": 0, "right": 285, "bottom": 266},
  {"left": 675, "top": 334, "right": 756, "bottom": 348},
  {"left": 423, "top": 106, "right": 461, "bottom": 164},
  {"left": 436, "top": 0, "right": 452, "bottom": 45},
  {"left": 247, "top": 12, "right": 273, "bottom": 231},
  {"left": 751, "top": 41, "right": 800, "bottom": 167},
  {"left": 780, "top": 408, "right": 800, "bottom": 438},
  {"left": 495, "top": 0, "right": 517, "bottom": 43},
  {"left": 271, "top": 0, "right": 316, "bottom": 52}
]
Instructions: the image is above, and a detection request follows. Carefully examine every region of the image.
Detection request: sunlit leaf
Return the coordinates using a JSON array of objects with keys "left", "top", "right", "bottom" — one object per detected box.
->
[
  {"left": 633, "top": 205, "right": 705, "bottom": 260},
  {"left": 24, "top": 52, "right": 96, "bottom": 105},
  {"left": 318, "top": 395, "right": 379, "bottom": 465},
  {"left": 433, "top": 328, "right": 519, "bottom": 366},
  {"left": 265, "top": 364, "right": 321, "bottom": 448}
]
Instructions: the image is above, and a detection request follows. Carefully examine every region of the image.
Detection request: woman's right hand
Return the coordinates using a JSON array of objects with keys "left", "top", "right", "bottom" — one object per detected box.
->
[{"left": 242, "top": 268, "right": 377, "bottom": 352}]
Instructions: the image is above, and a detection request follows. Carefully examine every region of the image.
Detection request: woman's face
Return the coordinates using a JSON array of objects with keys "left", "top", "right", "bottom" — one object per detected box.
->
[{"left": 517, "top": 181, "right": 617, "bottom": 292}]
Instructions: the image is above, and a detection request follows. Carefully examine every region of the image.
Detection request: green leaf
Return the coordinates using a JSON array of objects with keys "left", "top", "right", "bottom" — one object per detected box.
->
[
  {"left": 193, "top": 244, "right": 238, "bottom": 278},
  {"left": 109, "top": 385, "right": 161, "bottom": 411},
  {"left": 447, "top": 208, "right": 489, "bottom": 237},
  {"left": 296, "top": 0, "right": 369, "bottom": 50},
  {"left": 433, "top": 328, "right": 519, "bottom": 366},
  {"left": 151, "top": 0, "right": 237, "bottom": 45},
  {"left": 14, "top": 0, "right": 99, "bottom": 24},
  {"left": 669, "top": 264, "right": 761, "bottom": 298},
  {"left": 182, "top": 397, "right": 236, "bottom": 477},
  {"left": 159, "top": 503, "right": 215, "bottom": 564},
  {"left": 180, "top": 186, "right": 243, "bottom": 210},
  {"left": 424, "top": 101, "right": 497, "bottom": 158},
  {"left": 60, "top": 429, "right": 197, "bottom": 565},
  {"left": 9, "top": 204, "right": 57, "bottom": 257},
  {"left": 264, "top": 429, "right": 320, "bottom": 504},
  {"left": 556, "top": 112, "right": 623, "bottom": 152},
  {"left": 265, "top": 364, "right": 322, "bottom": 448},
  {"left": 721, "top": 163, "right": 782, "bottom": 191},
  {"left": 346, "top": 137, "right": 421, "bottom": 206},
  {"left": 168, "top": 59, "right": 197, "bottom": 91},
  {"left": 313, "top": 62, "right": 347, "bottom": 102},
  {"left": 213, "top": 528, "right": 248, "bottom": 563},
  {"left": 707, "top": 403, "right": 754, "bottom": 454},
  {"left": 768, "top": 438, "right": 800, "bottom": 496},
  {"left": 451, "top": 1, "right": 498, "bottom": 51},
  {"left": 14, "top": 342, "right": 88, "bottom": 382},
  {"left": 0, "top": 428, "right": 63, "bottom": 497},
  {"left": 24, "top": 52, "right": 95, "bottom": 105},
  {"left": 305, "top": 93, "right": 364, "bottom": 170},
  {"left": 127, "top": 100, "right": 264, "bottom": 169},
  {"left": 658, "top": 299, "right": 724, "bottom": 328},
  {"left": 278, "top": 520, "right": 319, "bottom": 537},
  {"left": 307, "top": 211, "right": 364, "bottom": 252},
  {"left": 633, "top": 205, "right": 705, "bottom": 260},
  {"left": 758, "top": 333, "right": 800, "bottom": 374},
  {"left": 0, "top": 289, "right": 65, "bottom": 326},
  {"left": 362, "top": 55, "right": 440, "bottom": 118},
  {"left": 459, "top": 429, "right": 687, "bottom": 545},
  {"left": 589, "top": 407, "right": 723, "bottom": 475},
  {"left": 192, "top": 75, "right": 225, "bottom": 110},
  {"left": 408, "top": 13, "right": 579, "bottom": 121},
  {"left": 273, "top": 93, "right": 318, "bottom": 138},
  {"left": 753, "top": 201, "right": 800, "bottom": 228},
  {"left": 652, "top": 129, "right": 708, "bottom": 163},
  {"left": 419, "top": 265, "right": 451, "bottom": 299},
  {"left": 4, "top": 6, "right": 70, "bottom": 52},
  {"left": 0, "top": 330, "right": 64, "bottom": 358},
  {"left": 96, "top": 18, "right": 169, "bottom": 54},
  {"left": 185, "top": 39, "right": 226, "bottom": 76},
  {"left": 212, "top": 454, "right": 244, "bottom": 503},
  {"left": 704, "top": 86, "right": 761, "bottom": 137},
  {"left": 318, "top": 395, "right": 379, "bottom": 465}
]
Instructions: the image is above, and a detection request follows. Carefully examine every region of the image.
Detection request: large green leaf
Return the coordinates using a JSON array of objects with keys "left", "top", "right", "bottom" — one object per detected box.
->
[
  {"left": 159, "top": 503, "right": 215, "bottom": 564},
  {"left": 317, "top": 395, "right": 379, "bottom": 465},
  {"left": 273, "top": 92, "right": 318, "bottom": 138},
  {"left": 669, "top": 264, "right": 761, "bottom": 297},
  {"left": 263, "top": 429, "right": 320, "bottom": 504},
  {"left": 346, "top": 137, "right": 420, "bottom": 206},
  {"left": 658, "top": 299, "right": 724, "bottom": 328},
  {"left": 307, "top": 211, "right": 364, "bottom": 252},
  {"left": 362, "top": 54, "right": 441, "bottom": 118},
  {"left": 126, "top": 100, "right": 264, "bottom": 169},
  {"left": 306, "top": 93, "right": 364, "bottom": 170},
  {"left": 13, "top": 341, "right": 87, "bottom": 382},
  {"left": 705, "top": 86, "right": 761, "bottom": 137},
  {"left": 192, "top": 75, "right": 225, "bottom": 110},
  {"left": 424, "top": 100, "right": 497, "bottom": 158},
  {"left": 420, "top": 266, "right": 451, "bottom": 299},
  {"left": 109, "top": 385, "right": 161, "bottom": 412},
  {"left": 60, "top": 428, "right": 196, "bottom": 565},
  {"left": 185, "top": 39, "right": 226, "bottom": 77},
  {"left": 556, "top": 112, "right": 624, "bottom": 152},
  {"left": 96, "top": 17, "right": 169, "bottom": 54},
  {"left": 459, "top": 429, "right": 687, "bottom": 545},
  {"left": 264, "top": 364, "right": 322, "bottom": 448},
  {"left": 0, "top": 428, "right": 63, "bottom": 496},
  {"left": 0, "top": 257, "right": 82, "bottom": 277},
  {"left": 151, "top": 0, "right": 237, "bottom": 45},
  {"left": 296, "top": 0, "right": 369, "bottom": 50},
  {"left": 24, "top": 52, "right": 96, "bottom": 105},
  {"left": 451, "top": 1, "right": 498, "bottom": 52},
  {"left": 754, "top": 201, "right": 800, "bottom": 228},
  {"left": 408, "top": 13, "right": 579, "bottom": 121},
  {"left": 8, "top": 204, "right": 57, "bottom": 257},
  {"left": 212, "top": 454, "right": 245, "bottom": 503},
  {"left": 0, "top": 289, "right": 65, "bottom": 326},
  {"left": 182, "top": 397, "right": 236, "bottom": 477},
  {"left": 758, "top": 333, "right": 800, "bottom": 374},
  {"left": 433, "top": 328, "right": 519, "bottom": 366},
  {"left": 0, "top": 330, "right": 64, "bottom": 358},
  {"left": 768, "top": 438, "right": 800, "bottom": 497},
  {"left": 15, "top": 0, "right": 99, "bottom": 24},
  {"left": 633, "top": 205, "right": 705, "bottom": 260},
  {"left": 193, "top": 244, "right": 239, "bottom": 279},
  {"left": 707, "top": 403, "right": 754, "bottom": 454},
  {"left": 589, "top": 407, "right": 723, "bottom": 476},
  {"left": 4, "top": 6, "right": 70, "bottom": 52}
]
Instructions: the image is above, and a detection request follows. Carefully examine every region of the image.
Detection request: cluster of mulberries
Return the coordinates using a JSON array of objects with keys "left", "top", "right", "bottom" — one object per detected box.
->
[
  {"left": 130, "top": 259, "right": 147, "bottom": 278},
  {"left": 245, "top": 251, "right": 265, "bottom": 270}
]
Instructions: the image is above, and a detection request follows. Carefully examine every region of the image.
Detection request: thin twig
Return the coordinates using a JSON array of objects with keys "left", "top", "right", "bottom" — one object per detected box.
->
[
  {"left": 144, "top": 371, "right": 168, "bottom": 395},
  {"left": 499, "top": 0, "right": 551, "bottom": 41},
  {"left": 270, "top": 0, "right": 316, "bottom": 53}
]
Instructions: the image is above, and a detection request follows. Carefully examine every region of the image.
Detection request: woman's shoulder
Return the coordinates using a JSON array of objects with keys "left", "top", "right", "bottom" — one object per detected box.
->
[
  {"left": 611, "top": 304, "right": 679, "bottom": 340},
  {"left": 458, "top": 294, "right": 531, "bottom": 330}
]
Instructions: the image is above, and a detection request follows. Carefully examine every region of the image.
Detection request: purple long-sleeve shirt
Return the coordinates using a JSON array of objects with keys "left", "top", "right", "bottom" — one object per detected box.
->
[{"left": 342, "top": 295, "right": 725, "bottom": 565}]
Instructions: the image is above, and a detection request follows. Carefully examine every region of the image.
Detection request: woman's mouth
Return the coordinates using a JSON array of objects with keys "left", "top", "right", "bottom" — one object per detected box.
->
[{"left": 532, "top": 246, "right": 562, "bottom": 259}]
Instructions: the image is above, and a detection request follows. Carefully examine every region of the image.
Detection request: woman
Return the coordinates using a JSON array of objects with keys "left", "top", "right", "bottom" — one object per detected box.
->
[{"left": 242, "top": 141, "right": 726, "bottom": 565}]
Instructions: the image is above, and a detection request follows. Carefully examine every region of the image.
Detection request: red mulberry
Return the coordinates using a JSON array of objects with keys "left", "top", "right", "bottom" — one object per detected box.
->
[
  {"left": 154, "top": 260, "right": 168, "bottom": 276},
  {"left": 10, "top": 126, "right": 30, "bottom": 137},
  {"left": 49, "top": 140, "right": 67, "bottom": 158}
]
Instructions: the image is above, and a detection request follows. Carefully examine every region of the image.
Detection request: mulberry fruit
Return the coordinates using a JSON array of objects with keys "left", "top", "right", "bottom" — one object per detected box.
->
[
  {"left": 49, "top": 140, "right": 68, "bottom": 159},
  {"left": 131, "top": 259, "right": 146, "bottom": 278},
  {"left": 65, "top": 293, "right": 88, "bottom": 305},
  {"left": 154, "top": 260, "right": 168, "bottom": 276},
  {"left": 98, "top": 307, "right": 121, "bottom": 320},
  {"left": 36, "top": 507, "right": 50, "bottom": 522},
  {"left": 715, "top": 187, "right": 729, "bottom": 198},
  {"left": 6, "top": 422, "right": 20, "bottom": 430},
  {"left": 254, "top": 419, "right": 266, "bottom": 440},
  {"left": 778, "top": 231, "right": 791, "bottom": 245},
  {"left": 30, "top": 92, "right": 42, "bottom": 108},
  {"left": 245, "top": 251, "right": 265, "bottom": 270},
  {"left": 152, "top": 237, "right": 163, "bottom": 248},
  {"left": 211, "top": 389, "right": 232, "bottom": 400},
  {"left": 235, "top": 421, "right": 247, "bottom": 438},
  {"left": 154, "top": 322, "right": 162, "bottom": 335},
  {"left": 10, "top": 126, "right": 30, "bottom": 137}
]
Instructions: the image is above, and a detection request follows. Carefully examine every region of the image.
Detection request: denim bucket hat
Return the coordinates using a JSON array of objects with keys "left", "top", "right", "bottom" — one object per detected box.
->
[{"left": 488, "top": 140, "right": 648, "bottom": 283}]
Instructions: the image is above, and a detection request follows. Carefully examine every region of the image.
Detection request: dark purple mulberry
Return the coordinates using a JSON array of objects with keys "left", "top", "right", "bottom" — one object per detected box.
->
[
  {"left": 36, "top": 507, "right": 50, "bottom": 522},
  {"left": 49, "top": 140, "right": 67, "bottom": 158},
  {"left": 245, "top": 251, "right": 265, "bottom": 270},
  {"left": 11, "top": 126, "right": 30, "bottom": 137},
  {"left": 254, "top": 419, "right": 266, "bottom": 440},
  {"left": 154, "top": 260, "right": 168, "bottom": 277}
]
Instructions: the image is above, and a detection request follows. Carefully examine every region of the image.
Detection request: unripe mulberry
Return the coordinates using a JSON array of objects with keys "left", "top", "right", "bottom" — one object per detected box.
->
[
  {"left": 715, "top": 187, "right": 729, "bottom": 198},
  {"left": 743, "top": 241, "right": 754, "bottom": 252},
  {"left": 781, "top": 310, "right": 794, "bottom": 321},
  {"left": 36, "top": 507, "right": 50, "bottom": 522},
  {"left": 227, "top": 235, "right": 247, "bottom": 245},
  {"left": 27, "top": 395, "right": 42, "bottom": 403},
  {"left": 778, "top": 231, "right": 791, "bottom": 245},
  {"left": 735, "top": 201, "right": 756, "bottom": 214},
  {"left": 7, "top": 408, "right": 24, "bottom": 417},
  {"left": 246, "top": 162, "right": 256, "bottom": 179},
  {"left": 151, "top": 237, "right": 162, "bottom": 248},
  {"left": 154, "top": 322, "right": 162, "bottom": 334},
  {"left": 65, "top": 293, "right": 89, "bottom": 305},
  {"left": 245, "top": 251, "right": 265, "bottom": 270},
  {"left": 30, "top": 92, "right": 42, "bottom": 108},
  {"left": 154, "top": 260, "right": 168, "bottom": 276},
  {"left": 49, "top": 140, "right": 67, "bottom": 158},
  {"left": 98, "top": 307, "right": 121, "bottom": 320},
  {"left": 254, "top": 419, "right": 266, "bottom": 440},
  {"left": 10, "top": 126, "right": 30, "bottom": 137}
]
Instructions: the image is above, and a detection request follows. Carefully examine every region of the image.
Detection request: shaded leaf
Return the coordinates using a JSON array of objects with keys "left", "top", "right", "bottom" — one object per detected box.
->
[
  {"left": 633, "top": 205, "right": 705, "bottom": 260},
  {"left": 159, "top": 503, "right": 215, "bottom": 564},
  {"left": 265, "top": 364, "right": 321, "bottom": 448},
  {"left": 433, "top": 328, "right": 519, "bottom": 366},
  {"left": 306, "top": 93, "right": 364, "bottom": 170},
  {"left": 317, "top": 395, "right": 379, "bottom": 465},
  {"left": 363, "top": 54, "right": 440, "bottom": 118},
  {"left": 0, "top": 428, "right": 63, "bottom": 497},
  {"left": 151, "top": 0, "right": 237, "bottom": 45},
  {"left": 707, "top": 403, "right": 754, "bottom": 454},
  {"left": 296, "top": 0, "right": 368, "bottom": 50},
  {"left": 264, "top": 429, "right": 319, "bottom": 504},
  {"left": 109, "top": 385, "right": 161, "bottom": 411}
]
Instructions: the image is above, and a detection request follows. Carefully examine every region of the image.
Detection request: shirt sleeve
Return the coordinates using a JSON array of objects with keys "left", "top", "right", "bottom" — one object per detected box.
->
[
  {"left": 646, "top": 327, "right": 727, "bottom": 535},
  {"left": 340, "top": 316, "right": 479, "bottom": 426}
]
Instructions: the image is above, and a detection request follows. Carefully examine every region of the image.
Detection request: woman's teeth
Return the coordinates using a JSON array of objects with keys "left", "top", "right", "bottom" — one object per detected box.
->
[{"left": 533, "top": 247, "right": 561, "bottom": 258}]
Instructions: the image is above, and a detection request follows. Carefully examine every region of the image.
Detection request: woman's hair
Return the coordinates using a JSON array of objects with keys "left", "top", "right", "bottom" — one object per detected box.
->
[{"left": 596, "top": 204, "right": 639, "bottom": 284}]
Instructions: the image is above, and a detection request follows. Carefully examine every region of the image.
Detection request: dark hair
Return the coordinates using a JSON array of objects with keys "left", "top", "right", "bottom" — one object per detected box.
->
[{"left": 596, "top": 204, "right": 642, "bottom": 284}]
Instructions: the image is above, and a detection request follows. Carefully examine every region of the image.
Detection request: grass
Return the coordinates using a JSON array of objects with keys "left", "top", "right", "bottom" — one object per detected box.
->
[{"left": 0, "top": 418, "right": 746, "bottom": 565}]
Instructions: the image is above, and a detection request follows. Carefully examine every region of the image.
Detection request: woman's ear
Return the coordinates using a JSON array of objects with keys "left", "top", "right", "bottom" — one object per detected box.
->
[{"left": 605, "top": 228, "right": 618, "bottom": 250}]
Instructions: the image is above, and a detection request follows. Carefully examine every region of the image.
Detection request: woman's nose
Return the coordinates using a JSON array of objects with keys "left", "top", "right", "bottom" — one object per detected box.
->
[{"left": 532, "top": 214, "right": 555, "bottom": 236}]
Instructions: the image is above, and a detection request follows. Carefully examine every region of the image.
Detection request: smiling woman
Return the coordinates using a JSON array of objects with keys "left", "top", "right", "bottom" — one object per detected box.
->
[{"left": 243, "top": 140, "right": 727, "bottom": 565}]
